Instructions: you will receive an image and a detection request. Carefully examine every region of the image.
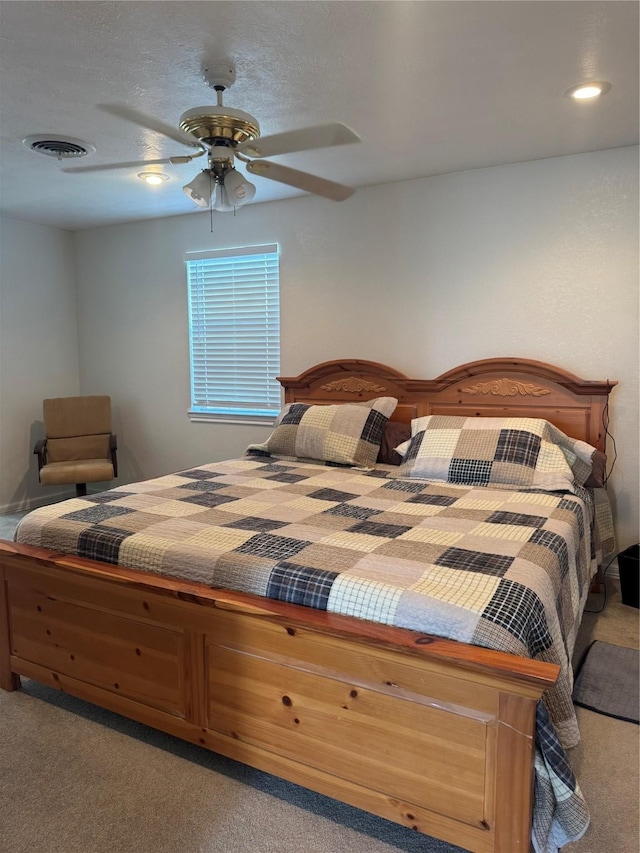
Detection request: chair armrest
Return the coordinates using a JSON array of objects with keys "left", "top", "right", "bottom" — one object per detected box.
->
[
  {"left": 110, "top": 434, "right": 118, "bottom": 477},
  {"left": 33, "top": 439, "right": 47, "bottom": 474}
]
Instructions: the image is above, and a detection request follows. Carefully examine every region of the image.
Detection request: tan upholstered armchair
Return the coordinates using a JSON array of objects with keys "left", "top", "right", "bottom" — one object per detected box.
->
[{"left": 34, "top": 396, "right": 118, "bottom": 497}]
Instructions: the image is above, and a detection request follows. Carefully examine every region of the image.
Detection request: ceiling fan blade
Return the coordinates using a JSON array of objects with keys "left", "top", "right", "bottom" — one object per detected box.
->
[
  {"left": 97, "top": 103, "right": 203, "bottom": 149},
  {"left": 246, "top": 160, "right": 355, "bottom": 201},
  {"left": 237, "top": 123, "right": 360, "bottom": 159},
  {"left": 62, "top": 157, "right": 187, "bottom": 174}
]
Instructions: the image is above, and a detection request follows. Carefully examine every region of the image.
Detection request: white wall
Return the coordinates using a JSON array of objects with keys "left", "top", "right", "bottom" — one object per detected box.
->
[
  {"left": 0, "top": 216, "right": 80, "bottom": 511},
  {"left": 71, "top": 145, "right": 639, "bottom": 550},
  {"left": 4, "top": 145, "right": 638, "bottom": 550}
]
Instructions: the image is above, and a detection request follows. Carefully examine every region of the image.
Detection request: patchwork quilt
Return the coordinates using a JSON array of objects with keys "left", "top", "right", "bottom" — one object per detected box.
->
[{"left": 16, "top": 455, "right": 600, "bottom": 852}]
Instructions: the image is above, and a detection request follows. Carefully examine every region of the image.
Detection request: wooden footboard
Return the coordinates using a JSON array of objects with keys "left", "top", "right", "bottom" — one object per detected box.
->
[{"left": 0, "top": 540, "right": 558, "bottom": 853}]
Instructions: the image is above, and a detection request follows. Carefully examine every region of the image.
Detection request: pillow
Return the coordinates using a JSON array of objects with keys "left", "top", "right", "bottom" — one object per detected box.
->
[
  {"left": 247, "top": 397, "right": 398, "bottom": 468},
  {"left": 396, "top": 415, "right": 596, "bottom": 492},
  {"left": 376, "top": 421, "right": 411, "bottom": 465},
  {"left": 585, "top": 449, "right": 607, "bottom": 488}
]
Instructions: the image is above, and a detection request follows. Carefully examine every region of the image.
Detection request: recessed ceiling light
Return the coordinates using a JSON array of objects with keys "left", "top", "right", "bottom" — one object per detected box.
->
[
  {"left": 565, "top": 81, "right": 612, "bottom": 101},
  {"left": 138, "top": 172, "right": 169, "bottom": 185}
]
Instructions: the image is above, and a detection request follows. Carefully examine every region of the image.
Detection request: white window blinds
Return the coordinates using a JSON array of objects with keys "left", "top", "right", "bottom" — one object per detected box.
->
[{"left": 186, "top": 244, "right": 281, "bottom": 421}]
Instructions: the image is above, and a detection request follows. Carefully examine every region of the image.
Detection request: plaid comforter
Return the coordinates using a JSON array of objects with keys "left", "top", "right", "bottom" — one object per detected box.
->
[{"left": 16, "top": 456, "right": 600, "bottom": 851}]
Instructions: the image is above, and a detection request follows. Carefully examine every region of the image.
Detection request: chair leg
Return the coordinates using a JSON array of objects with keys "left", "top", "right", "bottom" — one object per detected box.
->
[{"left": 75, "top": 484, "right": 87, "bottom": 497}]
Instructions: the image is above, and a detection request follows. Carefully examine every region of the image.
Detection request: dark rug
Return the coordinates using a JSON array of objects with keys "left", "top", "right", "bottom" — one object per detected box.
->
[{"left": 573, "top": 640, "right": 639, "bottom": 724}]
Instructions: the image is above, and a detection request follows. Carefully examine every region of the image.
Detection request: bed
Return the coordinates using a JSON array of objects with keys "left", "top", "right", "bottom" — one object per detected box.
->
[{"left": 0, "top": 357, "right": 616, "bottom": 853}]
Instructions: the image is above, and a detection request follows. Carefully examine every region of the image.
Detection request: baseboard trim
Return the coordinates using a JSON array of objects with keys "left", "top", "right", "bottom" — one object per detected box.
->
[{"left": 0, "top": 490, "right": 75, "bottom": 515}]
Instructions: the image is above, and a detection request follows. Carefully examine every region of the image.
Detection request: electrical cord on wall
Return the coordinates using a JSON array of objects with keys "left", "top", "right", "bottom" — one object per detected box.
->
[
  {"left": 602, "top": 382, "right": 617, "bottom": 486},
  {"left": 585, "top": 382, "right": 620, "bottom": 613}
]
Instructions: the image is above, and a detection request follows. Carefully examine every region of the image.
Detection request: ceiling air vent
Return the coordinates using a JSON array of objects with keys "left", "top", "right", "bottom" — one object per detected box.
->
[{"left": 22, "top": 135, "right": 96, "bottom": 159}]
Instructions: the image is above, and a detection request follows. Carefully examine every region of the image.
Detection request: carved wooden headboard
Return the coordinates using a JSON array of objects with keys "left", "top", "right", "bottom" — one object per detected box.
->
[{"left": 277, "top": 358, "right": 617, "bottom": 452}]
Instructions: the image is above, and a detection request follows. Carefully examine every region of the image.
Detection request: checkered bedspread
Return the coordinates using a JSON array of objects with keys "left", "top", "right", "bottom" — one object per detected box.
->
[{"left": 16, "top": 456, "right": 599, "bottom": 851}]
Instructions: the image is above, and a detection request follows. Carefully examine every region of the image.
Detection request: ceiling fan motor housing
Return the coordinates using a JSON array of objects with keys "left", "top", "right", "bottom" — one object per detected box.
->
[
  {"left": 179, "top": 106, "right": 260, "bottom": 147},
  {"left": 207, "top": 145, "right": 236, "bottom": 178}
]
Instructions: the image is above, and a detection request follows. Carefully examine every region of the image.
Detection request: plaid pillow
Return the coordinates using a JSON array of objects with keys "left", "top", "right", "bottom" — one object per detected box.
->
[
  {"left": 247, "top": 397, "right": 398, "bottom": 468},
  {"left": 397, "top": 416, "right": 596, "bottom": 491}
]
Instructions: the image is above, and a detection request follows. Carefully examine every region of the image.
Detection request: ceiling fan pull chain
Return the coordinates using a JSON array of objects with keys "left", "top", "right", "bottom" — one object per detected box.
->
[{"left": 209, "top": 172, "right": 215, "bottom": 233}]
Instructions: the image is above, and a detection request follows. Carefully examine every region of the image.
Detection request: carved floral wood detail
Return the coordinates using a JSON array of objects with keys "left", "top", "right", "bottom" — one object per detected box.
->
[
  {"left": 321, "top": 378, "right": 387, "bottom": 394},
  {"left": 461, "top": 379, "right": 551, "bottom": 397}
]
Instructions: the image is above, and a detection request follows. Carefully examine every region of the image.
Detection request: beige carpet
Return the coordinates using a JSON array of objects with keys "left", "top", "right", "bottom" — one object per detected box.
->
[{"left": 0, "top": 580, "right": 638, "bottom": 853}]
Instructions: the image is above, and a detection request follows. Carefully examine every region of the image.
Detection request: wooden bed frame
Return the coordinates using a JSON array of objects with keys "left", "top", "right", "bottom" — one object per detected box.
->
[{"left": 0, "top": 358, "right": 616, "bottom": 853}]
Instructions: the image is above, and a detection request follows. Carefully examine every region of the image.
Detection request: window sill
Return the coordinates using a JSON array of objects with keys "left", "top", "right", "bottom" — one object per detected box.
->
[{"left": 188, "top": 411, "right": 277, "bottom": 426}]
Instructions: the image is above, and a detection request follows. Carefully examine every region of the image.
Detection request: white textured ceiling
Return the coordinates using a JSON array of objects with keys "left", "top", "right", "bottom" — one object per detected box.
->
[{"left": 0, "top": 1, "right": 637, "bottom": 230}]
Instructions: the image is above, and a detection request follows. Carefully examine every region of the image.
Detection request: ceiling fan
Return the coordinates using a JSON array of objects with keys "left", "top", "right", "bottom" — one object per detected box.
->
[{"left": 63, "top": 62, "right": 361, "bottom": 210}]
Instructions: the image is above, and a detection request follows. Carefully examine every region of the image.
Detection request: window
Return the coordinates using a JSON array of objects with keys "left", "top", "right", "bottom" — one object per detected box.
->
[{"left": 186, "top": 244, "right": 281, "bottom": 423}]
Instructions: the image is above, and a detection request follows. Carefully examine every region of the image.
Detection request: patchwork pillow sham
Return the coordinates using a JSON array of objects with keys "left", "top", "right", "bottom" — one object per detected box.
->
[
  {"left": 247, "top": 397, "right": 398, "bottom": 468},
  {"left": 396, "top": 415, "right": 596, "bottom": 492}
]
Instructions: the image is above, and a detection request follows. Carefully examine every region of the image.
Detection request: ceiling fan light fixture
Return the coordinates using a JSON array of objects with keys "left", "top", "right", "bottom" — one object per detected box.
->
[
  {"left": 223, "top": 167, "right": 256, "bottom": 205},
  {"left": 138, "top": 172, "right": 169, "bottom": 185},
  {"left": 213, "top": 184, "right": 236, "bottom": 212},
  {"left": 183, "top": 171, "right": 214, "bottom": 208}
]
